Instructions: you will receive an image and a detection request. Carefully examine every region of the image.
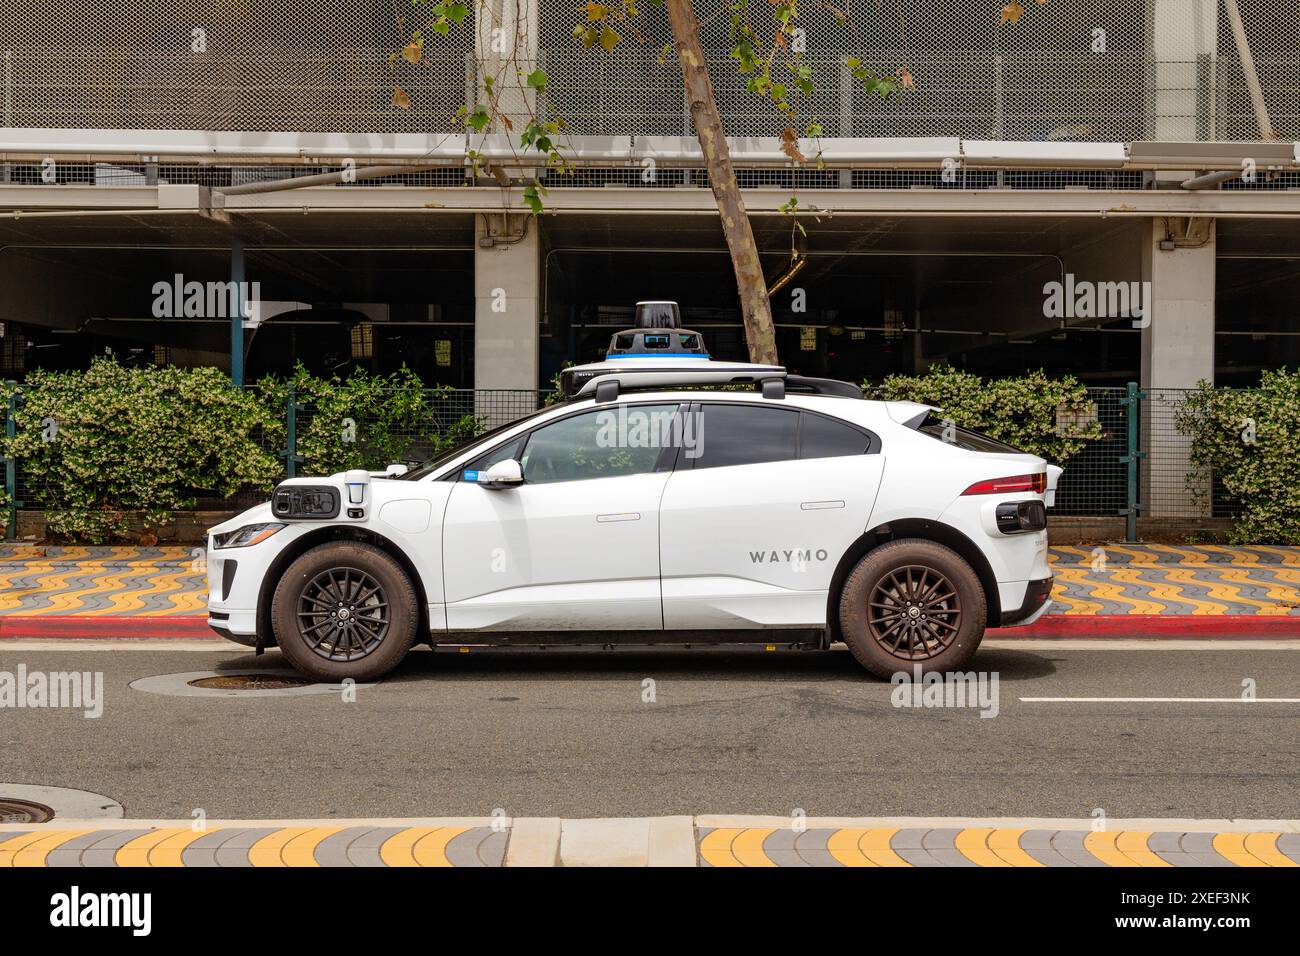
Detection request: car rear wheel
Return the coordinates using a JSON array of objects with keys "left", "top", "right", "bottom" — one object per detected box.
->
[
  {"left": 271, "top": 541, "right": 418, "bottom": 681},
  {"left": 839, "top": 539, "right": 987, "bottom": 678}
]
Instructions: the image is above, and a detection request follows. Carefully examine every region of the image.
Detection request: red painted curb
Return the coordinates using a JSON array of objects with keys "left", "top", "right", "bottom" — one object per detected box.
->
[
  {"left": 1002, "top": 614, "right": 1300, "bottom": 639},
  {"left": 0, "top": 615, "right": 218, "bottom": 640}
]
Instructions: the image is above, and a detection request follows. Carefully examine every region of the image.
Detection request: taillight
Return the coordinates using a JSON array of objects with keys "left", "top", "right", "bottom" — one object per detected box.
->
[{"left": 962, "top": 473, "right": 1047, "bottom": 496}]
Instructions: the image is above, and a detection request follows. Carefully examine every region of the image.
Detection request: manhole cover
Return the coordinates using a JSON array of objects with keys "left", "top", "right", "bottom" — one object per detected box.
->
[
  {"left": 188, "top": 674, "right": 315, "bottom": 691},
  {"left": 0, "top": 798, "right": 56, "bottom": 824},
  {"left": 130, "top": 670, "right": 375, "bottom": 698}
]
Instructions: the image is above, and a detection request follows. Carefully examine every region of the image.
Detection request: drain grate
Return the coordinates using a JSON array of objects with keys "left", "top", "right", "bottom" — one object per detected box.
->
[
  {"left": 0, "top": 798, "right": 56, "bottom": 824},
  {"left": 188, "top": 674, "right": 316, "bottom": 691}
]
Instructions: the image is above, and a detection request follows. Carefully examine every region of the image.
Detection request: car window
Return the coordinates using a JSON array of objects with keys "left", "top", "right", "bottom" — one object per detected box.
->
[
  {"left": 799, "top": 413, "right": 873, "bottom": 459},
  {"left": 693, "top": 404, "right": 797, "bottom": 470},
  {"left": 914, "top": 412, "right": 1025, "bottom": 454},
  {"left": 520, "top": 404, "right": 680, "bottom": 484}
]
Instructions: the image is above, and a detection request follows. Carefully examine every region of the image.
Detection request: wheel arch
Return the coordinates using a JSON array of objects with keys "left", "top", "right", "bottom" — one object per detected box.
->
[
  {"left": 825, "top": 519, "right": 1001, "bottom": 645},
  {"left": 255, "top": 526, "right": 431, "bottom": 650}
]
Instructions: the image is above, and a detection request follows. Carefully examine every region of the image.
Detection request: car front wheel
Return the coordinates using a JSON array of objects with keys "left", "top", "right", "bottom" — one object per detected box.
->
[
  {"left": 838, "top": 538, "right": 987, "bottom": 678},
  {"left": 271, "top": 541, "right": 418, "bottom": 681}
]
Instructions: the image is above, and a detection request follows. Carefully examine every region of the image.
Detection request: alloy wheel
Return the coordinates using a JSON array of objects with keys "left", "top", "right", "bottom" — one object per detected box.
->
[
  {"left": 296, "top": 567, "right": 391, "bottom": 662},
  {"left": 866, "top": 564, "right": 963, "bottom": 661}
]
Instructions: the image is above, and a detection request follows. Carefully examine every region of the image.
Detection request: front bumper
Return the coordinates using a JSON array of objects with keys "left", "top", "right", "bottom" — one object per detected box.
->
[{"left": 997, "top": 576, "right": 1054, "bottom": 627}]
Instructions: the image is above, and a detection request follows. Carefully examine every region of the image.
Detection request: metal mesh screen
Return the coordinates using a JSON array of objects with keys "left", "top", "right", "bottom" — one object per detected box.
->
[
  {"left": 0, "top": 2, "right": 1295, "bottom": 141},
  {"left": 1051, "top": 386, "right": 1128, "bottom": 517}
]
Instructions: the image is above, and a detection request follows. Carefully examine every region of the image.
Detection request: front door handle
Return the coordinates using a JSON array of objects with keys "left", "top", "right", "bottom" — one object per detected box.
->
[{"left": 597, "top": 512, "right": 641, "bottom": 523}]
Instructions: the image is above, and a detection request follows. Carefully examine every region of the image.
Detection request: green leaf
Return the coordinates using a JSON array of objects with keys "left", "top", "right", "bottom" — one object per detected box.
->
[{"left": 522, "top": 184, "right": 545, "bottom": 215}]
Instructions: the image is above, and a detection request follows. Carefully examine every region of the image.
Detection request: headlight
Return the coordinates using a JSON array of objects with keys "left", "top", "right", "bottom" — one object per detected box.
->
[{"left": 212, "top": 523, "right": 286, "bottom": 549}]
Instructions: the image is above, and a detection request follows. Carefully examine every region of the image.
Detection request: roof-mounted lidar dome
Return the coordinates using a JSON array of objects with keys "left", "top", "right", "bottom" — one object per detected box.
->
[{"left": 605, "top": 300, "right": 710, "bottom": 358}]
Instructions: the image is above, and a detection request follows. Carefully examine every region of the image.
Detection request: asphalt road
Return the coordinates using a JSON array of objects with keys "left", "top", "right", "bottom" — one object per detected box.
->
[{"left": 1, "top": 641, "right": 1297, "bottom": 820}]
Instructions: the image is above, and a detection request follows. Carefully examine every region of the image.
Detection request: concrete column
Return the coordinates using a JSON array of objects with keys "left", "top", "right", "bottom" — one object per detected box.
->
[
  {"left": 474, "top": 214, "right": 540, "bottom": 410},
  {"left": 1140, "top": 218, "right": 1216, "bottom": 518}
]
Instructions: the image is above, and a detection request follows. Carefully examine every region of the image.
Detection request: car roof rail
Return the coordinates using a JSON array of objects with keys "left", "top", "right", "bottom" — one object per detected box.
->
[{"left": 561, "top": 360, "right": 786, "bottom": 399}]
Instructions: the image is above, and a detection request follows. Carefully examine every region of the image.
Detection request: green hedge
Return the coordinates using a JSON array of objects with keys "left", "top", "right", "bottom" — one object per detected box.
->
[
  {"left": 869, "top": 365, "right": 1103, "bottom": 464},
  {"left": 3, "top": 359, "right": 281, "bottom": 541},
  {"left": 255, "top": 365, "right": 482, "bottom": 477},
  {"left": 1, "top": 360, "right": 484, "bottom": 543},
  {"left": 1176, "top": 369, "right": 1300, "bottom": 545}
]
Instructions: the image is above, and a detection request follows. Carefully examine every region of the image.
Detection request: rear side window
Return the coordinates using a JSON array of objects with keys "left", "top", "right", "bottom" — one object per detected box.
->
[
  {"left": 693, "top": 405, "right": 798, "bottom": 469},
  {"left": 798, "top": 413, "right": 873, "bottom": 459},
  {"left": 915, "top": 412, "right": 1024, "bottom": 454}
]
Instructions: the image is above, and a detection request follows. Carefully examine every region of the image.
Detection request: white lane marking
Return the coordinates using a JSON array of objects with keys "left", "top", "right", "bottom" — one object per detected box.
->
[{"left": 1021, "top": 697, "right": 1300, "bottom": 703}]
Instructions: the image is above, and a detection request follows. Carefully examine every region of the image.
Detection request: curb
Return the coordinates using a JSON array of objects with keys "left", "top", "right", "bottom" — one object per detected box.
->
[
  {"left": 1014, "top": 614, "right": 1300, "bottom": 639},
  {"left": 505, "top": 817, "right": 561, "bottom": 867},
  {"left": 0, "top": 616, "right": 219, "bottom": 640}
]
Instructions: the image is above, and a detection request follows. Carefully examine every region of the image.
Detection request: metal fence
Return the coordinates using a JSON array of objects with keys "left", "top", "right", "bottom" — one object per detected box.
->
[{"left": 1, "top": 380, "right": 1248, "bottom": 540}]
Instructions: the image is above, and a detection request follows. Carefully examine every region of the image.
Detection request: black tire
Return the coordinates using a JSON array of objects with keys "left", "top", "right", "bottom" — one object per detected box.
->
[
  {"left": 838, "top": 538, "right": 987, "bottom": 679},
  {"left": 271, "top": 541, "right": 418, "bottom": 682}
]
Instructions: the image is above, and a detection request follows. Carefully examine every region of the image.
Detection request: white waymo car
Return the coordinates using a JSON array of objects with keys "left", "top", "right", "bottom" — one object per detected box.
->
[{"left": 206, "top": 358, "right": 1060, "bottom": 682}]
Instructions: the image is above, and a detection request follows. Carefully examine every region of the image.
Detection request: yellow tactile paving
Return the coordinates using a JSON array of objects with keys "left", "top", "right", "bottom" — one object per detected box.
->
[
  {"left": 248, "top": 827, "right": 315, "bottom": 867},
  {"left": 1115, "top": 831, "right": 1171, "bottom": 867},
  {"left": 379, "top": 827, "right": 444, "bottom": 867},
  {"left": 955, "top": 828, "right": 1011, "bottom": 867},
  {"left": 411, "top": 827, "right": 469, "bottom": 867},
  {"left": 1243, "top": 832, "right": 1297, "bottom": 868},
  {"left": 730, "top": 827, "right": 777, "bottom": 867},
  {"left": 1083, "top": 830, "right": 1138, "bottom": 867},
  {"left": 0, "top": 832, "right": 50, "bottom": 866},
  {"left": 1212, "top": 832, "right": 1268, "bottom": 868},
  {"left": 116, "top": 828, "right": 188, "bottom": 867},
  {"left": 699, "top": 828, "right": 745, "bottom": 867},
  {"left": 858, "top": 828, "right": 911, "bottom": 867},
  {"left": 988, "top": 828, "right": 1044, "bottom": 868},
  {"left": 280, "top": 826, "right": 344, "bottom": 867},
  {"left": 149, "top": 828, "right": 215, "bottom": 867},
  {"left": 826, "top": 828, "right": 877, "bottom": 867},
  {"left": 10, "top": 829, "right": 92, "bottom": 867}
]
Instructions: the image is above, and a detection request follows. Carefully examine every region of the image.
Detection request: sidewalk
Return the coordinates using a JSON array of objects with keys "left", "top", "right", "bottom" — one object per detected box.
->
[
  {"left": 2, "top": 816, "right": 1297, "bottom": 867},
  {"left": 1, "top": 543, "right": 1298, "bottom": 640}
]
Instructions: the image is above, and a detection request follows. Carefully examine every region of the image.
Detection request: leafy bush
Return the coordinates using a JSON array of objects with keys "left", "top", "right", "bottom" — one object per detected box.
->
[
  {"left": 257, "top": 365, "right": 484, "bottom": 476},
  {"left": 870, "top": 365, "right": 1103, "bottom": 464},
  {"left": 2, "top": 359, "right": 281, "bottom": 541},
  {"left": 1176, "top": 369, "right": 1300, "bottom": 544}
]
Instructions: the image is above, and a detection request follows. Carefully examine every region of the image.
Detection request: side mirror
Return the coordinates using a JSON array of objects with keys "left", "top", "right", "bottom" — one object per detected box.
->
[
  {"left": 384, "top": 463, "right": 409, "bottom": 477},
  {"left": 473, "top": 459, "right": 523, "bottom": 487}
]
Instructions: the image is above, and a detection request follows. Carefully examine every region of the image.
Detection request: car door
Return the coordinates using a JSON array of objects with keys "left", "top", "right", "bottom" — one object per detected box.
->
[
  {"left": 441, "top": 402, "right": 685, "bottom": 631},
  {"left": 658, "top": 401, "right": 886, "bottom": 628}
]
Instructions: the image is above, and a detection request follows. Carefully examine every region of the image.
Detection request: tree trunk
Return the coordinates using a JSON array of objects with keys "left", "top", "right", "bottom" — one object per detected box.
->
[{"left": 664, "top": 0, "right": 779, "bottom": 366}]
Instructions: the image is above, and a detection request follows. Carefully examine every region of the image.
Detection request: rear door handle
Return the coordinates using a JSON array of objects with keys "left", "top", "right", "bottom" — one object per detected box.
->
[
  {"left": 801, "top": 500, "right": 845, "bottom": 511},
  {"left": 597, "top": 512, "right": 641, "bottom": 522}
]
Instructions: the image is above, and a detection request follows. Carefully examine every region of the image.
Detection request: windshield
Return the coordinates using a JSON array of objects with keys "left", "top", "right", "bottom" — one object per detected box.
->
[{"left": 397, "top": 405, "right": 556, "bottom": 481}]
